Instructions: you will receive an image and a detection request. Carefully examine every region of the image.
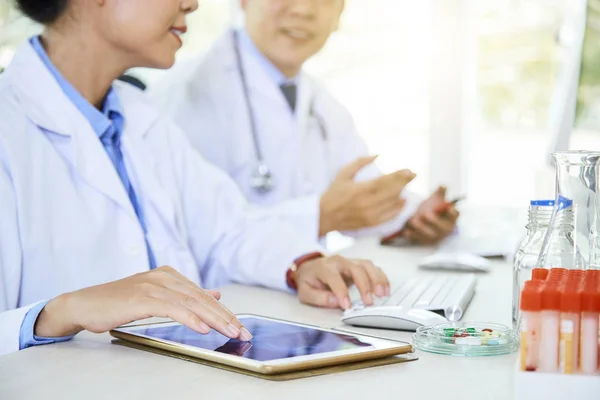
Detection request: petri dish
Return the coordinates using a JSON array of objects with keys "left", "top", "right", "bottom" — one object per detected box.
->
[{"left": 412, "top": 322, "right": 518, "bottom": 357}]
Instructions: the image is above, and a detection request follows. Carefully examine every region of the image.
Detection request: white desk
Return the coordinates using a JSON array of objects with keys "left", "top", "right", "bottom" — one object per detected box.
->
[{"left": 0, "top": 236, "right": 519, "bottom": 400}]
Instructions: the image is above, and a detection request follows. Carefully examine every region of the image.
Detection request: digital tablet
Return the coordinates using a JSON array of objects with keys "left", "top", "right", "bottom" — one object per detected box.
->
[{"left": 110, "top": 314, "right": 412, "bottom": 375}]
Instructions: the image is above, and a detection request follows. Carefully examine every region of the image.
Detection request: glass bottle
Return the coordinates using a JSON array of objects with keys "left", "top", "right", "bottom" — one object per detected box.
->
[
  {"left": 512, "top": 200, "right": 554, "bottom": 329},
  {"left": 537, "top": 151, "right": 600, "bottom": 271}
]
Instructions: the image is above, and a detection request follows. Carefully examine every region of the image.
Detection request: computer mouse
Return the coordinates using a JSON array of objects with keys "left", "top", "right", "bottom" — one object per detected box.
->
[
  {"left": 341, "top": 306, "right": 448, "bottom": 331},
  {"left": 418, "top": 252, "right": 492, "bottom": 272}
]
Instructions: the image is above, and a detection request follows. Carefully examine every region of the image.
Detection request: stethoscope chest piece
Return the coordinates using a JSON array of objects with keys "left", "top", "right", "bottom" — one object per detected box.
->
[{"left": 250, "top": 163, "right": 275, "bottom": 193}]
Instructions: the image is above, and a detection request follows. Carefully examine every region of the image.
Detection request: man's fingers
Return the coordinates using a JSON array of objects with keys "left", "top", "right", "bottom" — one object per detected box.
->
[
  {"left": 409, "top": 217, "right": 438, "bottom": 239},
  {"left": 445, "top": 207, "right": 460, "bottom": 222},
  {"left": 373, "top": 199, "right": 406, "bottom": 225},
  {"left": 336, "top": 156, "right": 378, "bottom": 181},
  {"left": 422, "top": 211, "right": 456, "bottom": 235},
  {"left": 297, "top": 281, "right": 340, "bottom": 309},
  {"left": 434, "top": 185, "right": 447, "bottom": 199},
  {"left": 362, "top": 170, "right": 415, "bottom": 199}
]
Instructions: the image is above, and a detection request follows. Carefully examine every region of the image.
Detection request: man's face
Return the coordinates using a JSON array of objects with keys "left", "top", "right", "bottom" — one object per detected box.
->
[{"left": 241, "top": 0, "right": 344, "bottom": 76}]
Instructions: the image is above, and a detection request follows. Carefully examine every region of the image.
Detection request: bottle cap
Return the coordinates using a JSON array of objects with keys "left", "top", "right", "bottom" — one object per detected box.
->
[
  {"left": 530, "top": 200, "right": 555, "bottom": 206},
  {"left": 560, "top": 284, "right": 582, "bottom": 313},
  {"left": 541, "top": 284, "right": 562, "bottom": 311},
  {"left": 532, "top": 268, "right": 549, "bottom": 281},
  {"left": 567, "top": 270, "right": 585, "bottom": 287},
  {"left": 548, "top": 268, "right": 567, "bottom": 280},
  {"left": 521, "top": 284, "right": 542, "bottom": 311},
  {"left": 586, "top": 270, "right": 600, "bottom": 282}
]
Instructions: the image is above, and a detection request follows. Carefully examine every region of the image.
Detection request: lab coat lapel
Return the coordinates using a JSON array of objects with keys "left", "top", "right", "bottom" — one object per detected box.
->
[
  {"left": 116, "top": 85, "right": 180, "bottom": 244},
  {"left": 5, "top": 42, "right": 137, "bottom": 220}
]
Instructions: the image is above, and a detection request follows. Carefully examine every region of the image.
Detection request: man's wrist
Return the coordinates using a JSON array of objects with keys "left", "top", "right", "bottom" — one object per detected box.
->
[{"left": 286, "top": 252, "right": 325, "bottom": 291}]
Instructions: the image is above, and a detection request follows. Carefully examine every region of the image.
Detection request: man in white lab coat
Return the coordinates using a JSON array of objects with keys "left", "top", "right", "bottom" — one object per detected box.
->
[{"left": 151, "top": 0, "right": 460, "bottom": 246}]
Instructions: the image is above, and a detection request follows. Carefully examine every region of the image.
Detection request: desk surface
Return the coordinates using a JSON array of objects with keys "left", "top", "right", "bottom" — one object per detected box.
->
[{"left": 0, "top": 237, "right": 519, "bottom": 400}]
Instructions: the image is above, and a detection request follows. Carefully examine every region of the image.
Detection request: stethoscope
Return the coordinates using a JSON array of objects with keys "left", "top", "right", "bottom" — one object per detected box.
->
[{"left": 232, "top": 31, "right": 327, "bottom": 194}]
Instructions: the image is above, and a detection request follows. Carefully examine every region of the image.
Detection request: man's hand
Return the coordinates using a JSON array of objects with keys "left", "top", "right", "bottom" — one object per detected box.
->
[
  {"left": 319, "top": 156, "right": 416, "bottom": 236},
  {"left": 401, "top": 186, "right": 459, "bottom": 245},
  {"left": 35, "top": 266, "right": 252, "bottom": 341},
  {"left": 293, "top": 255, "right": 391, "bottom": 309}
]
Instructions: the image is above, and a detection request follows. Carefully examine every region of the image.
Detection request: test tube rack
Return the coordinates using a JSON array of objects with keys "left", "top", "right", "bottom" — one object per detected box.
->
[{"left": 514, "top": 362, "right": 600, "bottom": 400}]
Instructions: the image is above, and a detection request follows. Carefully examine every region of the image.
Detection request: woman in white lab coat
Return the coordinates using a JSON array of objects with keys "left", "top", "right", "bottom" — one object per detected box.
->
[
  {"left": 150, "top": 0, "right": 460, "bottom": 247},
  {"left": 0, "top": 0, "right": 389, "bottom": 356}
]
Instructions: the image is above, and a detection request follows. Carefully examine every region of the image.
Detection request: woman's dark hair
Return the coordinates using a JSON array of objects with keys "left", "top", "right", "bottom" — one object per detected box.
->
[{"left": 15, "top": 0, "right": 69, "bottom": 25}]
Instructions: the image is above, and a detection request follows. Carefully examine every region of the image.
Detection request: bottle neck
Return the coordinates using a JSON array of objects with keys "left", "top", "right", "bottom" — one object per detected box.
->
[{"left": 527, "top": 206, "right": 574, "bottom": 234}]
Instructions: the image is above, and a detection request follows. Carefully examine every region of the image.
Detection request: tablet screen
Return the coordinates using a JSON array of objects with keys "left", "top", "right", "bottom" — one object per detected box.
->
[{"left": 133, "top": 316, "right": 372, "bottom": 362}]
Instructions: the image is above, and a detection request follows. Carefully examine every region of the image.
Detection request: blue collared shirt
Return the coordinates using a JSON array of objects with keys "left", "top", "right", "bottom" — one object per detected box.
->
[
  {"left": 238, "top": 29, "right": 297, "bottom": 87},
  {"left": 19, "top": 36, "right": 156, "bottom": 350}
]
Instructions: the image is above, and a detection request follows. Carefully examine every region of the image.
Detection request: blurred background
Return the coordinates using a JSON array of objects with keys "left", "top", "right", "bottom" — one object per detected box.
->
[{"left": 2, "top": 0, "right": 598, "bottom": 207}]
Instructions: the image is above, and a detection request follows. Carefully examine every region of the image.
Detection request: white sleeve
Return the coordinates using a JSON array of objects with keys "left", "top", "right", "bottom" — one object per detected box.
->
[
  {"left": 329, "top": 106, "right": 422, "bottom": 239},
  {"left": 0, "top": 151, "right": 33, "bottom": 356},
  {"left": 248, "top": 195, "right": 321, "bottom": 243},
  {"left": 168, "top": 123, "right": 324, "bottom": 291}
]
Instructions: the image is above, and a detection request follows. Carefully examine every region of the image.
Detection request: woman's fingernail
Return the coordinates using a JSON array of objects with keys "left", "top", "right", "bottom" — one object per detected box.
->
[
  {"left": 328, "top": 295, "right": 338, "bottom": 308},
  {"left": 240, "top": 328, "right": 253, "bottom": 342},
  {"left": 343, "top": 298, "right": 352, "bottom": 310},
  {"left": 226, "top": 323, "right": 241, "bottom": 338},
  {"left": 375, "top": 285, "right": 385, "bottom": 297},
  {"left": 386, "top": 286, "right": 391, "bottom": 296}
]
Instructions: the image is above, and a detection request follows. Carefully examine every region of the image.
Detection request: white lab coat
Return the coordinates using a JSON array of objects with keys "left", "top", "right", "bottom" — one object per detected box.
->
[
  {"left": 150, "top": 30, "right": 421, "bottom": 244},
  {"left": 0, "top": 42, "right": 322, "bottom": 356}
]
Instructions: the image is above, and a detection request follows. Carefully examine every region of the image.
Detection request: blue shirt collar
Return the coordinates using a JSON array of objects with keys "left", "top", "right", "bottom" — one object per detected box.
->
[
  {"left": 29, "top": 36, "right": 123, "bottom": 139},
  {"left": 237, "top": 28, "right": 297, "bottom": 87}
]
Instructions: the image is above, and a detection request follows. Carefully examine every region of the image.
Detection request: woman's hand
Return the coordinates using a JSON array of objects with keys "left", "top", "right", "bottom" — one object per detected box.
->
[{"left": 34, "top": 266, "right": 252, "bottom": 341}]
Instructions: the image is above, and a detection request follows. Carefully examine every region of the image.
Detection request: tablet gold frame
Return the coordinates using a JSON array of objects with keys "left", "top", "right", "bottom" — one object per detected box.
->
[{"left": 109, "top": 314, "right": 413, "bottom": 375}]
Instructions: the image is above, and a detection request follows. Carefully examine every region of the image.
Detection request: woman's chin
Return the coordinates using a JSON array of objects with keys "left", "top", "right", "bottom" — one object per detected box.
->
[{"left": 141, "top": 53, "right": 176, "bottom": 70}]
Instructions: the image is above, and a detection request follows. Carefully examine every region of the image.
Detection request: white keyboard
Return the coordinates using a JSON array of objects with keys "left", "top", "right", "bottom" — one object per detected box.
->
[{"left": 347, "top": 273, "right": 477, "bottom": 321}]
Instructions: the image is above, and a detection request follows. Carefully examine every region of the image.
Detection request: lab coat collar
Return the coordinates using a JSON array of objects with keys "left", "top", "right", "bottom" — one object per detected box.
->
[
  {"left": 3, "top": 41, "right": 73, "bottom": 137},
  {"left": 219, "top": 30, "right": 313, "bottom": 123},
  {"left": 2, "top": 41, "right": 161, "bottom": 220},
  {"left": 236, "top": 28, "right": 297, "bottom": 87},
  {"left": 4, "top": 41, "right": 159, "bottom": 140},
  {"left": 223, "top": 30, "right": 307, "bottom": 109}
]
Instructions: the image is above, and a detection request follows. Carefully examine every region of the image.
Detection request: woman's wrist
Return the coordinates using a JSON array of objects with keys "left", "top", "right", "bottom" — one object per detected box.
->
[{"left": 34, "top": 293, "right": 82, "bottom": 338}]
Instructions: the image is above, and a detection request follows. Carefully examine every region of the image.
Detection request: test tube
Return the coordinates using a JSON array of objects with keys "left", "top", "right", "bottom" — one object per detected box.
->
[
  {"left": 539, "top": 282, "right": 562, "bottom": 373},
  {"left": 559, "top": 283, "right": 581, "bottom": 374},
  {"left": 580, "top": 274, "right": 599, "bottom": 374},
  {"left": 520, "top": 281, "right": 542, "bottom": 371}
]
